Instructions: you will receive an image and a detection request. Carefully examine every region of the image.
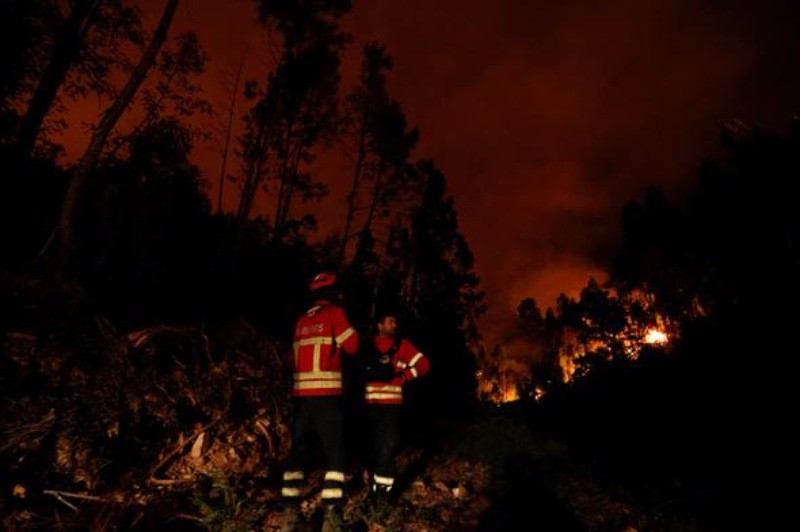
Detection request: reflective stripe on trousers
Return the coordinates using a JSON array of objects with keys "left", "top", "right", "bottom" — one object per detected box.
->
[
  {"left": 281, "top": 470, "right": 304, "bottom": 499},
  {"left": 321, "top": 470, "right": 345, "bottom": 502}
]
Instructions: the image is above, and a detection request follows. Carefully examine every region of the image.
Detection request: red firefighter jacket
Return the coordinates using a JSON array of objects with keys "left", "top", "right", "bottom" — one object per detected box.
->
[
  {"left": 291, "top": 300, "right": 359, "bottom": 397},
  {"left": 365, "top": 335, "right": 429, "bottom": 405}
]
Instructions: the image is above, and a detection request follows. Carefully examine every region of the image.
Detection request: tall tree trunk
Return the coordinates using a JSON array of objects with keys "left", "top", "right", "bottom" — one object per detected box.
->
[
  {"left": 103, "top": 63, "right": 183, "bottom": 162},
  {"left": 236, "top": 79, "right": 283, "bottom": 228},
  {"left": 15, "top": 0, "right": 102, "bottom": 160},
  {"left": 363, "top": 172, "right": 384, "bottom": 237},
  {"left": 236, "top": 120, "right": 266, "bottom": 222},
  {"left": 218, "top": 55, "right": 246, "bottom": 214},
  {"left": 58, "top": 0, "right": 180, "bottom": 277},
  {"left": 274, "top": 137, "right": 306, "bottom": 240},
  {"left": 273, "top": 125, "right": 295, "bottom": 231},
  {"left": 369, "top": 262, "right": 382, "bottom": 323},
  {"left": 340, "top": 107, "right": 368, "bottom": 265}
]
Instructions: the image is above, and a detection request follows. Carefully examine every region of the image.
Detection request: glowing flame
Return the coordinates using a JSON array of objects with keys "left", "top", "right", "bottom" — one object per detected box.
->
[
  {"left": 534, "top": 386, "right": 545, "bottom": 401},
  {"left": 557, "top": 321, "right": 673, "bottom": 383},
  {"left": 476, "top": 369, "right": 521, "bottom": 404},
  {"left": 502, "top": 386, "right": 519, "bottom": 403},
  {"left": 644, "top": 328, "right": 668, "bottom": 345}
]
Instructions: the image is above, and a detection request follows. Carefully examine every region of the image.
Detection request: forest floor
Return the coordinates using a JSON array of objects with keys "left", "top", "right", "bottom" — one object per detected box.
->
[{"left": 0, "top": 289, "right": 706, "bottom": 531}]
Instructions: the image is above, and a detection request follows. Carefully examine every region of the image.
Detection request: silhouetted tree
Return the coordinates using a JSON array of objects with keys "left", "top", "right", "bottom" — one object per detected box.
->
[
  {"left": 14, "top": 0, "right": 144, "bottom": 160},
  {"left": 514, "top": 117, "right": 800, "bottom": 528},
  {"left": 0, "top": 0, "right": 60, "bottom": 137},
  {"left": 78, "top": 117, "right": 210, "bottom": 321},
  {"left": 339, "top": 42, "right": 419, "bottom": 263},
  {"left": 236, "top": 0, "right": 351, "bottom": 239},
  {"left": 518, "top": 297, "right": 545, "bottom": 339},
  {"left": 516, "top": 297, "right": 562, "bottom": 390},
  {"left": 404, "top": 159, "right": 485, "bottom": 418},
  {"left": 105, "top": 31, "right": 211, "bottom": 160},
  {"left": 59, "top": 0, "right": 180, "bottom": 276},
  {"left": 214, "top": 53, "right": 247, "bottom": 213}
]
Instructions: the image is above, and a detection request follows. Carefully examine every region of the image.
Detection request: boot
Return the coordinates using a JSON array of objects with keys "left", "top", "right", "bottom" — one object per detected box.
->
[
  {"left": 280, "top": 504, "right": 301, "bottom": 532},
  {"left": 370, "top": 484, "right": 391, "bottom": 503},
  {"left": 321, "top": 504, "right": 343, "bottom": 532}
]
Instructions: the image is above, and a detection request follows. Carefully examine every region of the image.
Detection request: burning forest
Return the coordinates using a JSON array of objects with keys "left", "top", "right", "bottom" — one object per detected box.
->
[{"left": 2, "top": 0, "right": 798, "bottom": 530}]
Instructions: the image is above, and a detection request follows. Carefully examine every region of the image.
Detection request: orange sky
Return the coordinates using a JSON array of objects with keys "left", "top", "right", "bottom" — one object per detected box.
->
[{"left": 56, "top": 0, "right": 800, "bottom": 348}]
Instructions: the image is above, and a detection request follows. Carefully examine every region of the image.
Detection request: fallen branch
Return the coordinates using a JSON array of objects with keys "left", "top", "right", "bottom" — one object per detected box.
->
[
  {"left": 93, "top": 503, "right": 115, "bottom": 532},
  {"left": 148, "top": 378, "right": 232, "bottom": 485},
  {"left": 148, "top": 423, "right": 210, "bottom": 485},
  {"left": 255, "top": 419, "right": 275, "bottom": 456},
  {"left": 44, "top": 491, "right": 79, "bottom": 512},
  {"left": 1, "top": 410, "right": 56, "bottom": 453},
  {"left": 148, "top": 477, "right": 197, "bottom": 486},
  {"left": 43, "top": 490, "right": 103, "bottom": 502},
  {"left": 200, "top": 332, "right": 214, "bottom": 366},
  {"left": 175, "top": 512, "right": 203, "bottom": 522}
]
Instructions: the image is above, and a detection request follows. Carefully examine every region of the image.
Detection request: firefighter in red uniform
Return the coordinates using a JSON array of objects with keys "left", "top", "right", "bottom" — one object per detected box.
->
[
  {"left": 364, "top": 312, "right": 429, "bottom": 497},
  {"left": 281, "top": 272, "right": 359, "bottom": 531}
]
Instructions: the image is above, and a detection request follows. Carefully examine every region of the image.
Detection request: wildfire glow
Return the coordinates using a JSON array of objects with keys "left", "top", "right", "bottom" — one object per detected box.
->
[
  {"left": 476, "top": 367, "right": 522, "bottom": 404},
  {"left": 644, "top": 329, "right": 669, "bottom": 345},
  {"left": 534, "top": 386, "right": 545, "bottom": 401},
  {"left": 477, "top": 291, "right": 676, "bottom": 397},
  {"left": 502, "top": 386, "right": 519, "bottom": 403}
]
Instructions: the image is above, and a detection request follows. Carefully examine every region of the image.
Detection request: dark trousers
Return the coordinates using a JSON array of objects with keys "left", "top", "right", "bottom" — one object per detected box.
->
[
  {"left": 282, "top": 396, "right": 345, "bottom": 505},
  {"left": 368, "top": 403, "right": 401, "bottom": 490}
]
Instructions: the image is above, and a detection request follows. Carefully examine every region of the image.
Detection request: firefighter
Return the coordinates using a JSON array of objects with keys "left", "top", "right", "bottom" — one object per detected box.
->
[
  {"left": 281, "top": 272, "right": 359, "bottom": 532},
  {"left": 363, "top": 312, "right": 429, "bottom": 498}
]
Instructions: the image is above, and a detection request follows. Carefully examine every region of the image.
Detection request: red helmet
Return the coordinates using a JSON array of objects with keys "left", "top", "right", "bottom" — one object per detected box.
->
[{"left": 309, "top": 272, "right": 336, "bottom": 290}]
